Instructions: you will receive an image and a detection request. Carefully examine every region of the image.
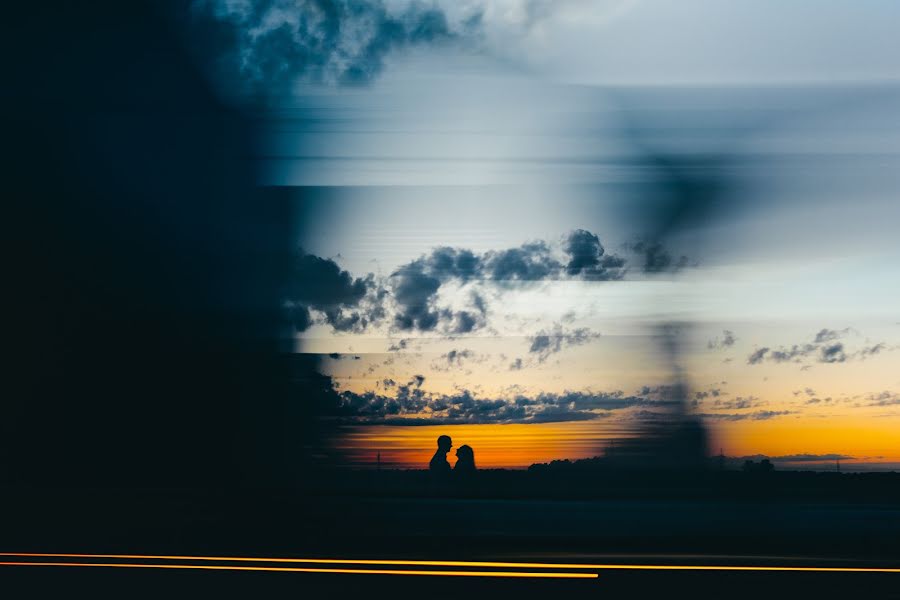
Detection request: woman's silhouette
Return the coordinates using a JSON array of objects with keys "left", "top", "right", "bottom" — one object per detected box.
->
[{"left": 454, "top": 444, "right": 476, "bottom": 476}]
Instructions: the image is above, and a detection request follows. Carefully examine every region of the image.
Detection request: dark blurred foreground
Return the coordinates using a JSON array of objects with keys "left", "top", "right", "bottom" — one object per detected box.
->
[
  {"left": 5, "top": 564, "right": 899, "bottom": 600},
  {"left": 2, "top": 3, "right": 898, "bottom": 597},
  {"left": 3, "top": 471, "right": 900, "bottom": 599}
]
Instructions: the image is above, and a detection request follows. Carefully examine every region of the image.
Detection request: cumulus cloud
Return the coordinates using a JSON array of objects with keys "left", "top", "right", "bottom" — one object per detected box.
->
[
  {"left": 691, "top": 387, "right": 724, "bottom": 407},
  {"left": 286, "top": 250, "right": 384, "bottom": 332},
  {"left": 747, "top": 347, "right": 769, "bottom": 365},
  {"left": 387, "top": 339, "right": 408, "bottom": 352},
  {"left": 698, "top": 410, "right": 794, "bottom": 421},
  {"left": 332, "top": 386, "right": 659, "bottom": 425},
  {"left": 819, "top": 342, "right": 847, "bottom": 363},
  {"left": 389, "top": 230, "right": 625, "bottom": 332},
  {"left": 707, "top": 329, "right": 736, "bottom": 350},
  {"left": 527, "top": 324, "right": 600, "bottom": 362},
  {"left": 858, "top": 343, "right": 887, "bottom": 359},
  {"left": 193, "top": 0, "right": 484, "bottom": 93},
  {"left": 865, "top": 391, "right": 900, "bottom": 407},
  {"left": 291, "top": 230, "right": 691, "bottom": 337},
  {"left": 746, "top": 328, "right": 893, "bottom": 366},
  {"left": 442, "top": 348, "right": 473, "bottom": 365},
  {"left": 390, "top": 259, "right": 443, "bottom": 331},
  {"left": 431, "top": 348, "right": 481, "bottom": 371},
  {"left": 481, "top": 240, "right": 559, "bottom": 281},
  {"left": 813, "top": 328, "right": 851, "bottom": 344},
  {"left": 711, "top": 396, "right": 764, "bottom": 410},
  {"left": 803, "top": 396, "right": 834, "bottom": 405},
  {"left": 562, "top": 229, "right": 628, "bottom": 280}
]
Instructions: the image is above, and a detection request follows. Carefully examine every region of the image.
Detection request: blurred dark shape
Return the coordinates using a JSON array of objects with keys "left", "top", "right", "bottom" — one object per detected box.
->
[
  {"left": 602, "top": 419, "right": 709, "bottom": 471},
  {"left": 1, "top": 1, "right": 331, "bottom": 488},
  {"left": 592, "top": 94, "right": 747, "bottom": 470},
  {"left": 595, "top": 325, "right": 709, "bottom": 471},
  {"left": 454, "top": 444, "right": 476, "bottom": 475}
]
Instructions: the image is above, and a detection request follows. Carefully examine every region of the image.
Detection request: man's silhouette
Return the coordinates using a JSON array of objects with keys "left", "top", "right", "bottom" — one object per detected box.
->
[{"left": 429, "top": 435, "right": 453, "bottom": 475}]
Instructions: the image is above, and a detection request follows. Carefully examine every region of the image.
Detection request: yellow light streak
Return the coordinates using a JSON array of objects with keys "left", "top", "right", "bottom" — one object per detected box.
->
[
  {"left": 0, "top": 553, "right": 898, "bottom": 573},
  {"left": 0, "top": 561, "right": 596, "bottom": 578}
]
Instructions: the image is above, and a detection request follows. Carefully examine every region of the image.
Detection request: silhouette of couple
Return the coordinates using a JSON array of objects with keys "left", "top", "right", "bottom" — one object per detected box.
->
[{"left": 429, "top": 435, "right": 475, "bottom": 478}]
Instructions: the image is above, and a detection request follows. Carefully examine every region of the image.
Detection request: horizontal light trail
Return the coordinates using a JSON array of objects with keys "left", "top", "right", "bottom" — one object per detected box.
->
[
  {"left": 0, "top": 561, "right": 596, "bottom": 579},
  {"left": 0, "top": 553, "right": 898, "bottom": 573}
]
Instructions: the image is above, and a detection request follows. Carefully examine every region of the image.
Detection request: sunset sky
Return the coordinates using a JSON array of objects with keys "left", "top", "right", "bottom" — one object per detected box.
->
[{"left": 197, "top": 0, "right": 900, "bottom": 470}]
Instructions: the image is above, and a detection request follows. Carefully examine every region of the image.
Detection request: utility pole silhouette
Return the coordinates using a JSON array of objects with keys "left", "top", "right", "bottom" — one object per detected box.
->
[{"left": 377, "top": 451, "right": 381, "bottom": 472}]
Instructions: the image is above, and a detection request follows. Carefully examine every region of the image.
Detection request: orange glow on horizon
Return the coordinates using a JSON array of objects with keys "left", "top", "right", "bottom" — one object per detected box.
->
[
  {"left": 336, "top": 416, "right": 900, "bottom": 469},
  {"left": 336, "top": 421, "right": 633, "bottom": 469},
  {"left": 712, "top": 414, "right": 900, "bottom": 465}
]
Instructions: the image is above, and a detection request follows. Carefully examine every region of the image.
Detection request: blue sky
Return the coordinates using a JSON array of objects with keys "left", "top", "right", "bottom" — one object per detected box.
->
[{"left": 191, "top": 0, "right": 900, "bottom": 467}]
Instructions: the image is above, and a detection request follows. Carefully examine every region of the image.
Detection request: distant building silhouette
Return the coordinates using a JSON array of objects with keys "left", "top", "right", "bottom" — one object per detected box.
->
[{"left": 742, "top": 458, "right": 774, "bottom": 473}]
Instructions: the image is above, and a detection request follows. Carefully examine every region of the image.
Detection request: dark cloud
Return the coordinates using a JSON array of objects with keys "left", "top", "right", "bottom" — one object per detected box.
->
[
  {"left": 746, "top": 328, "right": 892, "bottom": 366},
  {"left": 865, "top": 391, "right": 900, "bottom": 406},
  {"left": 470, "top": 290, "right": 488, "bottom": 316},
  {"left": 387, "top": 339, "right": 408, "bottom": 352},
  {"left": 451, "top": 309, "right": 482, "bottom": 334},
  {"left": 712, "top": 396, "right": 764, "bottom": 410},
  {"left": 637, "top": 384, "right": 691, "bottom": 405},
  {"left": 747, "top": 347, "right": 769, "bottom": 365},
  {"left": 480, "top": 240, "right": 560, "bottom": 281},
  {"left": 698, "top": 410, "right": 794, "bottom": 421},
  {"left": 858, "top": 343, "right": 887, "bottom": 359},
  {"left": 527, "top": 325, "right": 600, "bottom": 361},
  {"left": 391, "top": 259, "right": 442, "bottom": 331},
  {"left": 691, "top": 387, "right": 724, "bottom": 406},
  {"left": 813, "top": 328, "right": 851, "bottom": 344},
  {"left": 769, "top": 344, "right": 816, "bottom": 363},
  {"left": 793, "top": 387, "right": 817, "bottom": 397},
  {"left": 389, "top": 230, "right": 625, "bottom": 333},
  {"left": 194, "top": 0, "right": 480, "bottom": 93},
  {"left": 289, "top": 303, "right": 312, "bottom": 332},
  {"left": 804, "top": 396, "right": 833, "bottom": 405},
  {"left": 509, "top": 357, "right": 524, "bottom": 371},
  {"left": 707, "top": 329, "right": 736, "bottom": 350},
  {"left": 528, "top": 335, "right": 552, "bottom": 354},
  {"left": 295, "top": 231, "right": 695, "bottom": 337},
  {"left": 624, "top": 239, "right": 690, "bottom": 273},
  {"left": 442, "top": 349, "right": 473, "bottom": 366},
  {"left": 287, "top": 250, "right": 381, "bottom": 332},
  {"left": 333, "top": 387, "right": 653, "bottom": 425},
  {"left": 562, "top": 229, "right": 627, "bottom": 281},
  {"left": 819, "top": 342, "right": 847, "bottom": 363},
  {"left": 423, "top": 246, "right": 481, "bottom": 280}
]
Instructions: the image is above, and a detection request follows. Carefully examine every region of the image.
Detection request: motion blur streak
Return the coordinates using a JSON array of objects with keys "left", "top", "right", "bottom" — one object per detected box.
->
[
  {"left": 0, "top": 562, "right": 597, "bottom": 579},
  {"left": 1, "top": 554, "right": 897, "bottom": 573}
]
